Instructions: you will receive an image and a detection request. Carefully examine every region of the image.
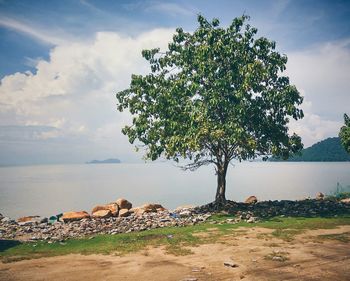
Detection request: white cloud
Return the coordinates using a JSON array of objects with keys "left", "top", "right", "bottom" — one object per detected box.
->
[
  {"left": 0, "top": 28, "right": 174, "bottom": 163},
  {"left": 145, "top": 2, "right": 195, "bottom": 17},
  {"left": 0, "top": 17, "right": 68, "bottom": 45},
  {"left": 286, "top": 39, "right": 350, "bottom": 119},
  {"left": 1, "top": 23, "right": 349, "bottom": 163},
  {"left": 288, "top": 100, "right": 343, "bottom": 147},
  {"left": 286, "top": 39, "right": 350, "bottom": 147}
]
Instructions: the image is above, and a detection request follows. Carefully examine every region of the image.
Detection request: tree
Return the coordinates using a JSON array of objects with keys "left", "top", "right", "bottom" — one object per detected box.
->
[
  {"left": 116, "top": 15, "right": 304, "bottom": 204},
  {"left": 339, "top": 113, "right": 350, "bottom": 153}
]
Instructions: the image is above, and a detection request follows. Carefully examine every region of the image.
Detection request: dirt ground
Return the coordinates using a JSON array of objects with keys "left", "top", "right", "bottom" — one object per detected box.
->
[{"left": 1, "top": 226, "right": 349, "bottom": 281}]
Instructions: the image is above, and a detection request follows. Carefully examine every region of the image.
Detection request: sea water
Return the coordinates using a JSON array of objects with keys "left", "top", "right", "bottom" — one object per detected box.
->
[{"left": 0, "top": 162, "right": 349, "bottom": 218}]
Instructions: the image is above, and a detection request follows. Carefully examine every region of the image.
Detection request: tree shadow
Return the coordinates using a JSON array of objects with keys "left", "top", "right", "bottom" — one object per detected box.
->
[{"left": 0, "top": 239, "right": 21, "bottom": 252}]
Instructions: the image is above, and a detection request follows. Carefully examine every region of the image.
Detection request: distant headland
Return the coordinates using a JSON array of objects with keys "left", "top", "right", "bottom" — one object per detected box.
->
[
  {"left": 270, "top": 137, "right": 350, "bottom": 162},
  {"left": 86, "top": 158, "right": 121, "bottom": 164}
]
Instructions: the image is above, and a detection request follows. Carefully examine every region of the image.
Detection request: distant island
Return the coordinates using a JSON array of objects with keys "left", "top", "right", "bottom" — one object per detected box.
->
[
  {"left": 270, "top": 137, "right": 350, "bottom": 162},
  {"left": 86, "top": 158, "right": 121, "bottom": 164}
]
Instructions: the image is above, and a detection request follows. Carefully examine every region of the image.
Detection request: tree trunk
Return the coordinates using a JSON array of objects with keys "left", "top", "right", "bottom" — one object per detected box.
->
[{"left": 215, "top": 162, "right": 228, "bottom": 205}]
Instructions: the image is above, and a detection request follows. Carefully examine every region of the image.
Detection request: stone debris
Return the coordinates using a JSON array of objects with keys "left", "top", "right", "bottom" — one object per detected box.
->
[
  {"left": 194, "top": 198, "right": 350, "bottom": 219},
  {"left": 0, "top": 208, "right": 211, "bottom": 242}
]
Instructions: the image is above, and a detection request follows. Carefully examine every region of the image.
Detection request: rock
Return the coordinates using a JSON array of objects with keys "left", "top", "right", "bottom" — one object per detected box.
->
[
  {"left": 1, "top": 217, "right": 12, "bottom": 223},
  {"left": 224, "top": 261, "right": 239, "bottom": 268},
  {"left": 130, "top": 203, "right": 166, "bottom": 216},
  {"left": 92, "top": 209, "right": 112, "bottom": 218},
  {"left": 118, "top": 209, "right": 130, "bottom": 217},
  {"left": 179, "top": 210, "right": 192, "bottom": 217},
  {"left": 245, "top": 196, "right": 258, "bottom": 204},
  {"left": 91, "top": 203, "right": 119, "bottom": 216},
  {"left": 130, "top": 207, "right": 146, "bottom": 216},
  {"left": 340, "top": 198, "right": 350, "bottom": 203},
  {"left": 272, "top": 256, "right": 284, "bottom": 262},
  {"left": 17, "top": 216, "right": 41, "bottom": 223},
  {"left": 316, "top": 192, "right": 324, "bottom": 200},
  {"left": 116, "top": 198, "right": 132, "bottom": 210},
  {"left": 247, "top": 217, "right": 257, "bottom": 223},
  {"left": 142, "top": 203, "right": 165, "bottom": 212},
  {"left": 61, "top": 211, "right": 90, "bottom": 222}
]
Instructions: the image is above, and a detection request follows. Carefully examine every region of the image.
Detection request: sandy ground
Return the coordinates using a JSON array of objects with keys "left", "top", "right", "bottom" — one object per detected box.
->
[{"left": 1, "top": 226, "right": 350, "bottom": 281}]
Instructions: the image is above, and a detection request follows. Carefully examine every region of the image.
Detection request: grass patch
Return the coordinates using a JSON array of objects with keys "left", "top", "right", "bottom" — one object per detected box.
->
[
  {"left": 315, "top": 232, "right": 350, "bottom": 243},
  {"left": 271, "top": 229, "right": 304, "bottom": 242},
  {"left": 263, "top": 242, "right": 281, "bottom": 247},
  {"left": 256, "top": 233, "right": 271, "bottom": 240},
  {"left": 1, "top": 215, "right": 349, "bottom": 262},
  {"left": 258, "top": 216, "right": 350, "bottom": 230}
]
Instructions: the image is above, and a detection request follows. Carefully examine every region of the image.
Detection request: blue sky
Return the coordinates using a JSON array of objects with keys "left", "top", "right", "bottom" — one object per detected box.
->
[{"left": 0, "top": 0, "right": 350, "bottom": 165}]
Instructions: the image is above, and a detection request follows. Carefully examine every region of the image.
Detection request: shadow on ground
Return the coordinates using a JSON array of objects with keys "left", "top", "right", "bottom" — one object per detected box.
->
[{"left": 0, "top": 240, "right": 21, "bottom": 252}]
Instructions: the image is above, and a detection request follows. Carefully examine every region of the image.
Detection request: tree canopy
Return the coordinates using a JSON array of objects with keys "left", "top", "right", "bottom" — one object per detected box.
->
[
  {"left": 116, "top": 15, "right": 304, "bottom": 203},
  {"left": 339, "top": 113, "right": 350, "bottom": 153}
]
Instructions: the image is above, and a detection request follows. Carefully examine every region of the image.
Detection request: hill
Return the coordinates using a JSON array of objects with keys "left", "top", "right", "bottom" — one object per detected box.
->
[
  {"left": 271, "top": 137, "right": 350, "bottom": 162},
  {"left": 86, "top": 158, "right": 121, "bottom": 164}
]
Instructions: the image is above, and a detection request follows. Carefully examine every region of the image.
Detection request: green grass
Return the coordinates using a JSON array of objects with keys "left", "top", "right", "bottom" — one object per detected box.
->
[
  {"left": 1, "top": 215, "right": 349, "bottom": 263},
  {"left": 315, "top": 232, "right": 350, "bottom": 243},
  {"left": 270, "top": 229, "right": 304, "bottom": 242}
]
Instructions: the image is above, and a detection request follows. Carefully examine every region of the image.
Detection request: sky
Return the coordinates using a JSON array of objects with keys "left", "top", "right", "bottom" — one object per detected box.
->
[{"left": 0, "top": 0, "right": 349, "bottom": 165}]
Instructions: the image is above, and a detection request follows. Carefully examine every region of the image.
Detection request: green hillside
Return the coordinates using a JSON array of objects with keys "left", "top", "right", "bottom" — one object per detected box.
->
[{"left": 271, "top": 137, "right": 350, "bottom": 162}]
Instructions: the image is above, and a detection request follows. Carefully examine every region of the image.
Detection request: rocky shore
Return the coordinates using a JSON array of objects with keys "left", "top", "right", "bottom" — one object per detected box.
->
[
  {"left": 194, "top": 197, "right": 350, "bottom": 221},
  {"left": 0, "top": 199, "right": 211, "bottom": 242},
  {"left": 1, "top": 195, "right": 349, "bottom": 243}
]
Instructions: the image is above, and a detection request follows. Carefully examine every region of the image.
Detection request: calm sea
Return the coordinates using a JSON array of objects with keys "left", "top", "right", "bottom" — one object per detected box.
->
[{"left": 0, "top": 162, "right": 349, "bottom": 219}]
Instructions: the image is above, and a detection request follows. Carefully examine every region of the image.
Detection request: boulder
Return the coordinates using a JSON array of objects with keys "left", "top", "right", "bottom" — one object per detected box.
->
[
  {"left": 130, "top": 207, "right": 145, "bottom": 216},
  {"left": 17, "top": 216, "right": 41, "bottom": 223},
  {"left": 130, "top": 203, "right": 167, "bottom": 216},
  {"left": 245, "top": 196, "right": 258, "bottom": 204},
  {"left": 118, "top": 208, "right": 130, "bottom": 217},
  {"left": 316, "top": 192, "right": 325, "bottom": 200},
  {"left": 92, "top": 209, "right": 112, "bottom": 218},
  {"left": 340, "top": 198, "right": 350, "bottom": 204},
  {"left": 62, "top": 211, "right": 90, "bottom": 222},
  {"left": 116, "top": 198, "right": 132, "bottom": 210},
  {"left": 91, "top": 203, "right": 119, "bottom": 216},
  {"left": 142, "top": 203, "right": 165, "bottom": 212}
]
